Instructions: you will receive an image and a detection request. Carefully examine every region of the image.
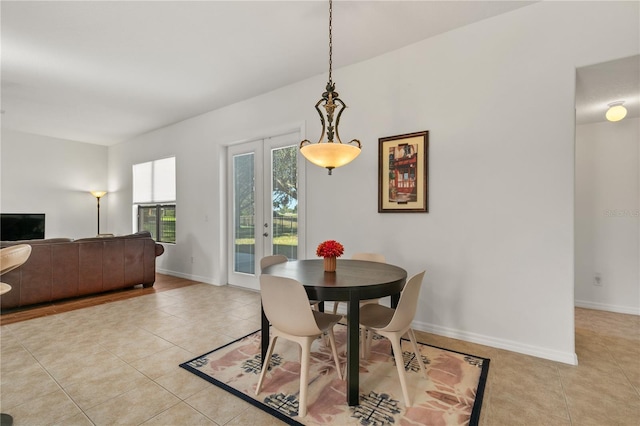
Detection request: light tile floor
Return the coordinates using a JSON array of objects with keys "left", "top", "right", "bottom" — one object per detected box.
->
[{"left": 1, "top": 281, "right": 639, "bottom": 425}]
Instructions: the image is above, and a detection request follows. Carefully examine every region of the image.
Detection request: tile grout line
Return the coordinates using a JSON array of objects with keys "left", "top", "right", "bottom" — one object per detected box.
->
[
  {"left": 555, "top": 364, "right": 575, "bottom": 425},
  {"left": 16, "top": 340, "right": 95, "bottom": 425},
  {"left": 604, "top": 339, "right": 640, "bottom": 400}
]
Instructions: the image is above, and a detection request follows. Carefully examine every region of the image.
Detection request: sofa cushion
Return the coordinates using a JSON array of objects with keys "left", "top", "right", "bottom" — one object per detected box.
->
[
  {"left": 74, "top": 231, "right": 153, "bottom": 243},
  {"left": 1, "top": 238, "right": 72, "bottom": 248}
]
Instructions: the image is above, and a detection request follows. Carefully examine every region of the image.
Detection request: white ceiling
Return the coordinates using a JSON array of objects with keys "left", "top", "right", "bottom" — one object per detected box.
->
[
  {"left": 4, "top": 1, "right": 635, "bottom": 147},
  {"left": 1, "top": 0, "right": 540, "bottom": 145},
  {"left": 576, "top": 55, "right": 640, "bottom": 125}
]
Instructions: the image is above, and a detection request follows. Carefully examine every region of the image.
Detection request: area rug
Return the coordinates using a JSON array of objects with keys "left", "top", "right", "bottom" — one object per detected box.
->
[{"left": 180, "top": 325, "right": 490, "bottom": 426}]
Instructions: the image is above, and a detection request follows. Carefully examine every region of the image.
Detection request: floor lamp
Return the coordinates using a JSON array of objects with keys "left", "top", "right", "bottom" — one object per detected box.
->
[{"left": 90, "top": 191, "right": 107, "bottom": 235}]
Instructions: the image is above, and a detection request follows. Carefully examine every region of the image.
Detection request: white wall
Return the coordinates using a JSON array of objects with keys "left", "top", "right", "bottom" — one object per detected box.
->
[
  {"left": 107, "top": 1, "right": 639, "bottom": 364},
  {"left": 0, "top": 1, "right": 635, "bottom": 363},
  {"left": 575, "top": 118, "right": 640, "bottom": 315},
  {"left": 1, "top": 129, "right": 108, "bottom": 239}
]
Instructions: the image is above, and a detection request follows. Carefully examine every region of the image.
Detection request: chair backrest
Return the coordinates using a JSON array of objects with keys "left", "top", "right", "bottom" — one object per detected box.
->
[
  {"left": 351, "top": 252, "right": 386, "bottom": 263},
  {"left": 260, "top": 254, "right": 288, "bottom": 272},
  {"left": 0, "top": 244, "right": 32, "bottom": 276},
  {"left": 260, "top": 274, "right": 321, "bottom": 337},
  {"left": 380, "top": 271, "right": 426, "bottom": 332}
]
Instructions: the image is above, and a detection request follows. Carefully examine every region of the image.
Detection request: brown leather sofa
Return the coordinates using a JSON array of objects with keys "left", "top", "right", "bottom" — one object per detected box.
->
[{"left": 0, "top": 231, "right": 164, "bottom": 310}]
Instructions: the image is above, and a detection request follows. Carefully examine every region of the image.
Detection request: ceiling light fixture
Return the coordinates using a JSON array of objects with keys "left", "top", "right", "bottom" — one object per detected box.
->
[
  {"left": 605, "top": 101, "right": 627, "bottom": 122},
  {"left": 300, "top": 0, "right": 361, "bottom": 175}
]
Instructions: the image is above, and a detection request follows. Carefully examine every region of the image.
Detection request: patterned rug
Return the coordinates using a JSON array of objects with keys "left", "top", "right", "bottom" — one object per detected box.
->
[{"left": 180, "top": 325, "right": 489, "bottom": 426}]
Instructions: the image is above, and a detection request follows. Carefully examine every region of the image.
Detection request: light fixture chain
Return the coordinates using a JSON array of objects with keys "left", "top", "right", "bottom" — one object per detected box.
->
[
  {"left": 299, "top": 0, "right": 361, "bottom": 175},
  {"left": 328, "top": 0, "right": 333, "bottom": 84}
]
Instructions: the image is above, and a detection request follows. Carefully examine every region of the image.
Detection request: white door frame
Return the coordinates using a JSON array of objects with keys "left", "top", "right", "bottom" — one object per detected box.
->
[{"left": 226, "top": 128, "right": 306, "bottom": 290}]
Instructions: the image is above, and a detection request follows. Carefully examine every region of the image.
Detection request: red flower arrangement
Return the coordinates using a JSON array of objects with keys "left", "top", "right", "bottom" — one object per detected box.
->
[{"left": 316, "top": 240, "right": 344, "bottom": 258}]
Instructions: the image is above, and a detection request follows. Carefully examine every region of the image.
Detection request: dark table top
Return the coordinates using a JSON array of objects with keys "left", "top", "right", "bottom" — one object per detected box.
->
[{"left": 261, "top": 258, "right": 407, "bottom": 301}]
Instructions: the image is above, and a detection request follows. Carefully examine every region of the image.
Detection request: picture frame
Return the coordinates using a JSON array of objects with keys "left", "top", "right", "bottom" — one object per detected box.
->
[{"left": 378, "top": 131, "right": 429, "bottom": 213}]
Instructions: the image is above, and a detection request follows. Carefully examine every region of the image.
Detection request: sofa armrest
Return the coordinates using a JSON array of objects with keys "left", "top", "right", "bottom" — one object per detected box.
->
[{"left": 155, "top": 243, "right": 165, "bottom": 257}]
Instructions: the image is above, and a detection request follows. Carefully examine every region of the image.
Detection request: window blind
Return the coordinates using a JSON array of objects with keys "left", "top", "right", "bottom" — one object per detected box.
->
[{"left": 133, "top": 157, "right": 176, "bottom": 203}]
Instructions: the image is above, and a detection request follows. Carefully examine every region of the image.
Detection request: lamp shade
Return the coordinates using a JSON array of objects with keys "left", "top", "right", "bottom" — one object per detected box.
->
[
  {"left": 606, "top": 102, "right": 627, "bottom": 122},
  {"left": 90, "top": 191, "right": 107, "bottom": 198},
  {"left": 300, "top": 143, "right": 361, "bottom": 171}
]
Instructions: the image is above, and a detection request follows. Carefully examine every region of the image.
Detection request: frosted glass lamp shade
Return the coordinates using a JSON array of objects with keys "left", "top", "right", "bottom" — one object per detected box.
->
[
  {"left": 90, "top": 191, "right": 107, "bottom": 198},
  {"left": 606, "top": 102, "right": 627, "bottom": 122},
  {"left": 300, "top": 143, "right": 361, "bottom": 171}
]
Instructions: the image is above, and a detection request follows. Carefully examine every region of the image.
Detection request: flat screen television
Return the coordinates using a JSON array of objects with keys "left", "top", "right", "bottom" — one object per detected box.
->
[{"left": 1, "top": 213, "right": 45, "bottom": 241}]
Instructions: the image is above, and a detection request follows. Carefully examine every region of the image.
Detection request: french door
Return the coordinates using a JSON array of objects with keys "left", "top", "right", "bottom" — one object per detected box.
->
[{"left": 227, "top": 131, "right": 305, "bottom": 290}]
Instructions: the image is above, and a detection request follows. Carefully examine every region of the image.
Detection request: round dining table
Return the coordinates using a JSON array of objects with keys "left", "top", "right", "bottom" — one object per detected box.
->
[{"left": 261, "top": 258, "right": 407, "bottom": 406}]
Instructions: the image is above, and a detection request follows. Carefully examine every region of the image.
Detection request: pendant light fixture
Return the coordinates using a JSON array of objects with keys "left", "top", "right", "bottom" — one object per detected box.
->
[
  {"left": 605, "top": 101, "right": 627, "bottom": 122},
  {"left": 300, "top": 0, "right": 361, "bottom": 175}
]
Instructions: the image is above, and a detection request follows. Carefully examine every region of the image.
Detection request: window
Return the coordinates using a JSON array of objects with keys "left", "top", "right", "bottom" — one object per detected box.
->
[{"left": 133, "top": 157, "right": 176, "bottom": 243}]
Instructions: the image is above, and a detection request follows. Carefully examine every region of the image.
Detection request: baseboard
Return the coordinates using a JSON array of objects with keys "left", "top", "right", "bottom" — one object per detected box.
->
[
  {"left": 154, "top": 273, "right": 580, "bottom": 365},
  {"left": 156, "top": 268, "right": 222, "bottom": 286},
  {"left": 336, "top": 300, "right": 580, "bottom": 365},
  {"left": 575, "top": 300, "right": 640, "bottom": 316},
  {"left": 411, "top": 319, "right": 578, "bottom": 365}
]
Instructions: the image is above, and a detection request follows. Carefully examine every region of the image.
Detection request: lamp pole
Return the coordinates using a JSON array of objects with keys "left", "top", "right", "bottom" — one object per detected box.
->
[
  {"left": 90, "top": 191, "right": 107, "bottom": 235},
  {"left": 96, "top": 196, "right": 101, "bottom": 234}
]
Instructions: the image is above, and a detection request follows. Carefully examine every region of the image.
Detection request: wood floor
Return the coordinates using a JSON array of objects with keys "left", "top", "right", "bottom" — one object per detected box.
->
[{"left": 0, "top": 274, "right": 198, "bottom": 326}]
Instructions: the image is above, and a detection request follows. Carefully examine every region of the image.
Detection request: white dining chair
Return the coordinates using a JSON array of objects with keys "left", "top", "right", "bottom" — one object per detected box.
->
[
  {"left": 331, "top": 252, "right": 386, "bottom": 315},
  {"left": 330, "top": 252, "right": 386, "bottom": 357},
  {"left": 359, "top": 270, "right": 427, "bottom": 407},
  {"left": 259, "top": 254, "right": 288, "bottom": 271},
  {"left": 260, "top": 255, "right": 320, "bottom": 310},
  {"left": 256, "top": 274, "right": 343, "bottom": 417},
  {"left": 0, "top": 244, "right": 32, "bottom": 295}
]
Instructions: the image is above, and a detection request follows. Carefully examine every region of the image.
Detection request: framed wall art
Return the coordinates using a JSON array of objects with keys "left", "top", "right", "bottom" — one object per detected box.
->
[{"left": 378, "top": 131, "right": 429, "bottom": 213}]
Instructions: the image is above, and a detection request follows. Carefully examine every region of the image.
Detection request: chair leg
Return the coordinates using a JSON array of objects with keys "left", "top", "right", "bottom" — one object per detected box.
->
[
  {"left": 332, "top": 301, "right": 340, "bottom": 314},
  {"left": 326, "top": 328, "right": 343, "bottom": 380},
  {"left": 389, "top": 336, "right": 412, "bottom": 407},
  {"left": 360, "top": 326, "right": 368, "bottom": 358},
  {"left": 365, "top": 327, "right": 374, "bottom": 358},
  {"left": 256, "top": 336, "right": 278, "bottom": 395},
  {"left": 298, "top": 339, "right": 312, "bottom": 417},
  {"left": 408, "top": 328, "right": 427, "bottom": 378}
]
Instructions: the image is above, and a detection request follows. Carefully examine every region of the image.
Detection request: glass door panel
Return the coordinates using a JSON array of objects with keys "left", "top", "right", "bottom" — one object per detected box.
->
[
  {"left": 269, "top": 145, "right": 298, "bottom": 260},
  {"left": 233, "top": 152, "right": 256, "bottom": 275}
]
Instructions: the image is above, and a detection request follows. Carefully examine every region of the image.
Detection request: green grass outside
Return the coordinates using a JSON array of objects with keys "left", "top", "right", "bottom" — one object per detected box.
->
[{"left": 236, "top": 235, "right": 297, "bottom": 246}]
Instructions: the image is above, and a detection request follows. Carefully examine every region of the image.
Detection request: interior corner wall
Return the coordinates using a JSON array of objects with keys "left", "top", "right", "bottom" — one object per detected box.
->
[
  {"left": 105, "top": 1, "right": 638, "bottom": 363},
  {"left": 575, "top": 118, "right": 640, "bottom": 315},
  {"left": 0, "top": 129, "right": 109, "bottom": 239}
]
